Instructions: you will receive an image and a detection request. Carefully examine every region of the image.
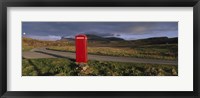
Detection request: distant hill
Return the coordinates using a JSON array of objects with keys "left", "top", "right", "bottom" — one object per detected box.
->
[
  {"left": 133, "top": 37, "right": 178, "bottom": 44},
  {"left": 104, "top": 37, "right": 125, "bottom": 41},
  {"left": 60, "top": 34, "right": 124, "bottom": 41},
  {"left": 86, "top": 34, "right": 124, "bottom": 41},
  {"left": 86, "top": 34, "right": 107, "bottom": 41},
  {"left": 60, "top": 37, "right": 74, "bottom": 41},
  {"left": 59, "top": 34, "right": 177, "bottom": 45}
]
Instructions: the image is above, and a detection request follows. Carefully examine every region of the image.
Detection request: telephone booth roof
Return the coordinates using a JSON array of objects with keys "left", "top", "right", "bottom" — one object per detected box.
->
[
  {"left": 75, "top": 34, "right": 87, "bottom": 39},
  {"left": 75, "top": 34, "right": 87, "bottom": 38}
]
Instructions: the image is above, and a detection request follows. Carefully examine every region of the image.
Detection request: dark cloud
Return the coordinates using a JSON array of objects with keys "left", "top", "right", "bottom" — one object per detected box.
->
[{"left": 22, "top": 22, "right": 178, "bottom": 40}]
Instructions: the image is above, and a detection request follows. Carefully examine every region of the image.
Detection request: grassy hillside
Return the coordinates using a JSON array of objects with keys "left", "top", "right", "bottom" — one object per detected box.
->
[
  {"left": 22, "top": 37, "right": 70, "bottom": 51},
  {"left": 23, "top": 37, "right": 178, "bottom": 60}
]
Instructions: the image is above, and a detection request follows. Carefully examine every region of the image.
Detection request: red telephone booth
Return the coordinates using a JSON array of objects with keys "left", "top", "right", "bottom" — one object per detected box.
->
[{"left": 75, "top": 34, "right": 88, "bottom": 63}]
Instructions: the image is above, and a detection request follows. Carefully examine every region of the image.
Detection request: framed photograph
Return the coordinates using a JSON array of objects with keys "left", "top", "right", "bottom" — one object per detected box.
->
[{"left": 0, "top": 0, "right": 199, "bottom": 98}]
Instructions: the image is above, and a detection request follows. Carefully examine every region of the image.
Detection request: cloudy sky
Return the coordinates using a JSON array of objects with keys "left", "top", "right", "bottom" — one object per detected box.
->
[{"left": 22, "top": 22, "right": 178, "bottom": 40}]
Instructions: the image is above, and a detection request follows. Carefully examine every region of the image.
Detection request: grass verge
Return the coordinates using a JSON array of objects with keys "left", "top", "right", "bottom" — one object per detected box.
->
[{"left": 22, "top": 58, "right": 178, "bottom": 76}]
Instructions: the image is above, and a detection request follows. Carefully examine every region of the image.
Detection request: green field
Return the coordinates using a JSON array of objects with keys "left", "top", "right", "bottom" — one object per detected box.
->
[
  {"left": 22, "top": 58, "right": 178, "bottom": 76},
  {"left": 47, "top": 43, "right": 177, "bottom": 60}
]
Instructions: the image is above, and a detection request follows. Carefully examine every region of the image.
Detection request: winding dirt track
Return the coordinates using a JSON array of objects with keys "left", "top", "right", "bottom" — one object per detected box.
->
[{"left": 22, "top": 48, "right": 178, "bottom": 65}]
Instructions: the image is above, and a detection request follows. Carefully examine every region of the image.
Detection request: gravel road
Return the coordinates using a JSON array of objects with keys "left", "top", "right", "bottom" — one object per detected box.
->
[{"left": 22, "top": 48, "right": 178, "bottom": 65}]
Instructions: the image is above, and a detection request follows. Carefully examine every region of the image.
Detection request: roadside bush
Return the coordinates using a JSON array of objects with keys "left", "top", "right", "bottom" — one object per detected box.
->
[{"left": 22, "top": 58, "right": 178, "bottom": 76}]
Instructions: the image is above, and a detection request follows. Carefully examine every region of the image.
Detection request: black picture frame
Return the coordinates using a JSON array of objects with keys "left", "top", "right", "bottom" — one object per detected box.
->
[{"left": 0, "top": 0, "right": 199, "bottom": 98}]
